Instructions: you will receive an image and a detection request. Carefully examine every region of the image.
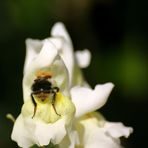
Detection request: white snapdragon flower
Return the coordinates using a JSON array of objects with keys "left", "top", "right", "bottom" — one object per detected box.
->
[
  {"left": 11, "top": 40, "right": 75, "bottom": 147},
  {"left": 10, "top": 22, "right": 133, "bottom": 148}
]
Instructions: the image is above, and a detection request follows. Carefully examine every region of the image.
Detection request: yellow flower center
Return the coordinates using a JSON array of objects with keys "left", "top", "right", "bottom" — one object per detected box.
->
[{"left": 21, "top": 92, "right": 75, "bottom": 123}]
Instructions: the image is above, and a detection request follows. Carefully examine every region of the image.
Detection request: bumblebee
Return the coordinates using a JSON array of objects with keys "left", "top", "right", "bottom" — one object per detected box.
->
[{"left": 31, "top": 71, "right": 60, "bottom": 118}]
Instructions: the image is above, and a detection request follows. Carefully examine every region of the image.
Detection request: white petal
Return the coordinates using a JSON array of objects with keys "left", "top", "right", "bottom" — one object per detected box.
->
[
  {"left": 51, "top": 22, "right": 71, "bottom": 43},
  {"left": 70, "top": 83, "right": 114, "bottom": 117},
  {"left": 34, "top": 117, "right": 67, "bottom": 146},
  {"left": 33, "top": 40, "right": 58, "bottom": 68},
  {"left": 47, "top": 37, "right": 63, "bottom": 51},
  {"left": 104, "top": 122, "right": 133, "bottom": 138},
  {"left": 51, "top": 22, "right": 74, "bottom": 85},
  {"left": 75, "top": 113, "right": 122, "bottom": 148},
  {"left": 24, "top": 39, "right": 43, "bottom": 74},
  {"left": 24, "top": 37, "right": 63, "bottom": 75},
  {"left": 24, "top": 39, "right": 58, "bottom": 76},
  {"left": 11, "top": 115, "right": 35, "bottom": 148},
  {"left": 75, "top": 49, "right": 91, "bottom": 68},
  {"left": 83, "top": 129, "right": 121, "bottom": 148},
  {"left": 11, "top": 115, "right": 68, "bottom": 147}
]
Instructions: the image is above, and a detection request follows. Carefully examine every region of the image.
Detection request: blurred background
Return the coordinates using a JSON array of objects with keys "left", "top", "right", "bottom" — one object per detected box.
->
[{"left": 0, "top": 0, "right": 148, "bottom": 147}]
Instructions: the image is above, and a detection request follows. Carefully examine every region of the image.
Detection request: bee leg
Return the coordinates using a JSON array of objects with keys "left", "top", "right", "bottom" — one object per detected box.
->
[
  {"left": 31, "top": 93, "right": 37, "bottom": 118},
  {"left": 52, "top": 103, "right": 60, "bottom": 116},
  {"left": 51, "top": 90, "right": 61, "bottom": 116},
  {"left": 53, "top": 87, "right": 59, "bottom": 93}
]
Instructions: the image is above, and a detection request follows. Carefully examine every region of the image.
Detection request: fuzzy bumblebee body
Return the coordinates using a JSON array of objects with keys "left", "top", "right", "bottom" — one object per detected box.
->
[{"left": 31, "top": 71, "right": 60, "bottom": 118}]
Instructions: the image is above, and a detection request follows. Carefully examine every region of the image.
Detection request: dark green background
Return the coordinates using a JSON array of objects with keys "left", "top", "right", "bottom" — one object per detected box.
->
[{"left": 0, "top": 0, "right": 148, "bottom": 147}]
